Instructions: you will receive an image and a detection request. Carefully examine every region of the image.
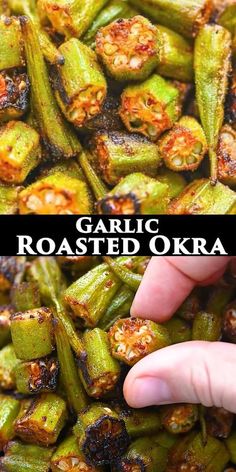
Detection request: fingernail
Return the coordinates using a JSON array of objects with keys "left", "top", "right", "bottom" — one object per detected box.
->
[{"left": 130, "top": 377, "right": 172, "bottom": 407}]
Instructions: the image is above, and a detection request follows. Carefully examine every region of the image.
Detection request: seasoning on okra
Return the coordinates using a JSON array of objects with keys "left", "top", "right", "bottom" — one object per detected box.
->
[
  {"left": 0, "top": 70, "right": 30, "bottom": 122},
  {"left": 53, "top": 38, "right": 107, "bottom": 127},
  {"left": 0, "top": 395, "right": 20, "bottom": 450},
  {"left": 113, "top": 437, "right": 168, "bottom": 472},
  {"left": 0, "top": 183, "right": 21, "bottom": 215},
  {"left": 51, "top": 434, "right": 100, "bottom": 472},
  {"left": 0, "top": 15, "right": 24, "bottom": 71},
  {"left": 217, "top": 125, "right": 236, "bottom": 186},
  {"left": 0, "top": 344, "right": 20, "bottom": 390},
  {"left": 120, "top": 74, "right": 181, "bottom": 141},
  {"left": 92, "top": 130, "right": 161, "bottom": 185},
  {"left": 108, "top": 317, "right": 171, "bottom": 366},
  {"left": 0, "top": 256, "right": 25, "bottom": 292},
  {"left": 222, "top": 301, "right": 236, "bottom": 342},
  {"left": 0, "top": 305, "right": 14, "bottom": 348},
  {"left": 158, "top": 116, "right": 208, "bottom": 172},
  {"left": 205, "top": 407, "right": 234, "bottom": 439},
  {"left": 14, "top": 357, "right": 59, "bottom": 395},
  {"left": 0, "top": 440, "right": 54, "bottom": 472},
  {"left": 192, "top": 311, "right": 222, "bottom": 342},
  {"left": 73, "top": 403, "right": 130, "bottom": 465},
  {"left": 11, "top": 281, "right": 41, "bottom": 312},
  {"left": 161, "top": 404, "right": 198, "bottom": 435}
]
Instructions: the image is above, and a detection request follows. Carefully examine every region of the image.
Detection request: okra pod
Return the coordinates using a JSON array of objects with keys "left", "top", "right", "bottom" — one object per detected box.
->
[
  {"left": 156, "top": 25, "right": 194, "bottom": 82},
  {"left": 168, "top": 179, "right": 236, "bottom": 214},
  {"left": 92, "top": 130, "right": 161, "bottom": 185},
  {"left": 176, "top": 289, "right": 201, "bottom": 321},
  {"left": 51, "top": 434, "right": 101, "bottom": 472},
  {"left": 0, "top": 16, "right": 24, "bottom": 70},
  {"left": 97, "top": 172, "right": 170, "bottom": 214},
  {"left": 194, "top": 24, "right": 232, "bottom": 182},
  {"left": 73, "top": 402, "right": 130, "bottom": 465},
  {"left": 0, "top": 395, "right": 20, "bottom": 450},
  {"left": 78, "top": 151, "right": 108, "bottom": 200},
  {"left": 10, "top": 307, "right": 55, "bottom": 360},
  {"left": 218, "top": 4, "right": 236, "bottom": 36},
  {"left": 14, "top": 357, "right": 59, "bottom": 395},
  {"left": 128, "top": 0, "right": 212, "bottom": 38},
  {"left": 15, "top": 393, "right": 67, "bottom": 446},
  {"left": 79, "top": 327, "right": 121, "bottom": 398},
  {"left": 158, "top": 116, "right": 208, "bottom": 172},
  {"left": 153, "top": 431, "right": 178, "bottom": 449},
  {"left": 98, "top": 285, "right": 134, "bottom": 331},
  {"left": 11, "top": 281, "right": 41, "bottom": 312},
  {"left": 120, "top": 74, "right": 181, "bottom": 141},
  {"left": 205, "top": 407, "right": 233, "bottom": 439},
  {"left": 19, "top": 173, "right": 92, "bottom": 215},
  {"left": 0, "top": 184, "right": 21, "bottom": 215},
  {"left": 164, "top": 317, "right": 192, "bottom": 344},
  {"left": 0, "top": 121, "right": 41, "bottom": 184},
  {"left": 115, "top": 404, "right": 161, "bottom": 438},
  {"left": 222, "top": 301, "right": 236, "bottom": 342},
  {"left": 217, "top": 125, "right": 236, "bottom": 187},
  {"left": 108, "top": 317, "right": 171, "bottom": 366},
  {"left": 21, "top": 17, "right": 81, "bottom": 160},
  {"left": 0, "top": 305, "right": 14, "bottom": 348},
  {"left": 0, "top": 257, "right": 25, "bottom": 292},
  {"left": 192, "top": 311, "right": 222, "bottom": 341},
  {"left": 0, "top": 70, "right": 30, "bottom": 122},
  {"left": 0, "top": 344, "right": 19, "bottom": 390},
  {"left": 103, "top": 256, "right": 142, "bottom": 291},
  {"left": 157, "top": 168, "right": 187, "bottom": 200},
  {"left": 81, "top": 92, "right": 123, "bottom": 133},
  {"left": 225, "top": 431, "right": 236, "bottom": 464},
  {"left": 39, "top": 158, "right": 84, "bottom": 181},
  {"left": 53, "top": 38, "right": 107, "bottom": 127},
  {"left": 206, "top": 285, "right": 235, "bottom": 317},
  {"left": 161, "top": 404, "right": 198, "bottom": 434},
  {"left": 0, "top": 440, "right": 53, "bottom": 472},
  {"left": 113, "top": 437, "right": 168, "bottom": 472}
]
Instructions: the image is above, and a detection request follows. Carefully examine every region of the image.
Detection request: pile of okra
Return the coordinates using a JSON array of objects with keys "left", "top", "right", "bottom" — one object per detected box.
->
[
  {"left": 0, "top": 255, "right": 235, "bottom": 471},
  {"left": 0, "top": 0, "right": 236, "bottom": 214}
]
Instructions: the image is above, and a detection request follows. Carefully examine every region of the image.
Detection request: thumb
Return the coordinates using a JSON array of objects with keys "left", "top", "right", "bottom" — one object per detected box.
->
[{"left": 124, "top": 341, "right": 236, "bottom": 413}]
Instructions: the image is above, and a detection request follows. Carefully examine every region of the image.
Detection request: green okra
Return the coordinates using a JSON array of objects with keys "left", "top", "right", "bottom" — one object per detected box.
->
[
  {"left": 222, "top": 300, "right": 236, "bottom": 343},
  {"left": 73, "top": 402, "right": 130, "bottom": 465},
  {"left": 38, "top": 0, "right": 109, "bottom": 38},
  {"left": 158, "top": 116, "right": 208, "bottom": 172},
  {"left": 113, "top": 437, "right": 168, "bottom": 472},
  {"left": 92, "top": 130, "right": 161, "bottom": 185},
  {"left": 206, "top": 285, "right": 235, "bottom": 317},
  {"left": 0, "top": 395, "right": 20, "bottom": 450},
  {"left": 0, "top": 257, "right": 25, "bottom": 292},
  {"left": 51, "top": 434, "right": 101, "bottom": 472},
  {"left": 97, "top": 173, "right": 170, "bottom": 215},
  {"left": 98, "top": 285, "right": 134, "bottom": 331},
  {"left": 11, "top": 281, "right": 41, "bottom": 312},
  {"left": 153, "top": 431, "right": 178, "bottom": 449},
  {"left": 128, "top": 0, "right": 212, "bottom": 38},
  {"left": 120, "top": 74, "right": 181, "bottom": 141},
  {"left": 15, "top": 393, "right": 67, "bottom": 446},
  {"left": 0, "top": 16, "right": 24, "bottom": 71},
  {"left": 192, "top": 311, "right": 222, "bottom": 341},
  {"left": 156, "top": 168, "right": 187, "bottom": 200},
  {"left": 0, "top": 184, "right": 21, "bottom": 215},
  {"left": 0, "top": 121, "right": 41, "bottom": 184},
  {"left": 217, "top": 125, "right": 236, "bottom": 187},
  {"left": 205, "top": 406, "right": 233, "bottom": 439},
  {"left": 161, "top": 404, "right": 198, "bottom": 435},
  {"left": 115, "top": 404, "right": 161, "bottom": 438},
  {"left": 0, "top": 305, "right": 14, "bottom": 348},
  {"left": 96, "top": 15, "right": 159, "bottom": 82},
  {"left": 225, "top": 431, "right": 236, "bottom": 464},
  {"left": 108, "top": 317, "right": 171, "bottom": 366},
  {"left": 194, "top": 24, "right": 232, "bottom": 183},
  {"left": 0, "top": 344, "right": 19, "bottom": 390},
  {"left": 81, "top": 92, "right": 123, "bottom": 133},
  {"left": 176, "top": 290, "right": 201, "bottom": 321},
  {"left": 0, "top": 0, "right": 10, "bottom": 15},
  {"left": 21, "top": 17, "right": 81, "bottom": 160},
  {"left": 19, "top": 173, "right": 92, "bottom": 215},
  {"left": 79, "top": 151, "right": 108, "bottom": 200},
  {"left": 79, "top": 328, "right": 121, "bottom": 398},
  {"left": 0, "top": 70, "right": 30, "bottom": 122},
  {"left": 156, "top": 25, "right": 194, "bottom": 82},
  {"left": 218, "top": 3, "right": 236, "bottom": 36},
  {"left": 164, "top": 317, "right": 192, "bottom": 344},
  {"left": 39, "top": 158, "right": 84, "bottom": 181},
  {"left": 103, "top": 256, "right": 142, "bottom": 291},
  {"left": 10, "top": 307, "right": 55, "bottom": 360},
  {"left": 54, "top": 38, "right": 107, "bottom": 127},
  {"left": 58, "top": 256, "right": 99, "bottom": 276},
  {"left": 0, "top": 440, "right": 53, "bottom": 472},
  {"left": 14, "top": 357, "right": 59, "bottom": 395},
  {"left": 83, "top": 0, "right": 138, "bottom": 47},
  {"left": 168, "top": 179, "right": 236, "bottom": 214}
]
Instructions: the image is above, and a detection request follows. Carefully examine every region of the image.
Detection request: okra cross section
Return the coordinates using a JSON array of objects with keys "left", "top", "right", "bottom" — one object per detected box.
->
[
  {"left": 160, "top": 404, "right": 198, "bottom": 435},
  {"left": 51, "top": 434, "right": 101, "bottom": 472},
  {"left": 0, "top": 70, "right": 29, "bottom": 122},
  {"left": 14, "top": 357, "right": 59, "bottom": 395},
  {"left": 108, "top": 317, "right": 171, "bottom": 366}
]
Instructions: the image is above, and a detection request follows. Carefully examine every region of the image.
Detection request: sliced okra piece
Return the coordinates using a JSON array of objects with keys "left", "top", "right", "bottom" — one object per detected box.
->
[
  {"left": 112, "top": 437, "right": 168, "bottom": 472},
  {"left": 0, "top": 15, "right": 24, "bottom": 71},
  {"left": 103, "top": 256, "right": 142, "bottom": 291},
  {"left": 115, "top": 404, "right": 161, "bottom": 438},
  {"left": 156, "top": 25, "right": 193, "bottom": 82},
  {"left": 0, "top": 395, "right": 20, "bottom": 450},
  {"left": 78, "top": 151, "right": 108, "bottom": 200},
  {"left": 164, "top": 317, "right": 192, "bottom": 344},
  {"left": 206, "top": 285, "right": 235, "bottom": 317},
  {"left": 205, "top": 407, "right": 233, "bottom": 439},
  {"left": 73, "top": 403, "right": 130, "bottom": 466},
  {"left": 194, "top": 24, "right": 232, "bottom": 183},
  {"left": 128, "top": 0, "right": 212, "bottom": 38},
  {"left": 168, "top": 179, "right": 236, "bottom": 214},
  {"left": 39, "top": 158, "right": 84, "bottom": 181},
  {"left": 0, "top": 121, "right": 41, "bottom": 184},
  {"left": 51, "top": 434, "right": 102, "bottom": 472},
  {"left": 120, "top": 74, "right": 181, "bottom": 141},
  {"left": 156, "top": 168, "right": 187, "bottom": 200},
  {"left": 10, "top": 307, "right": 54, "bottom": 360},
  {"left": 14, "top": 357, "right": 59, "bottom": 395},
  {"left": 217, "top": 125, "right": 236, "bottom": 187},
  {"left": 11, "top": 281, "right": 41, "bottom": 312},
  {"left": 0, "top": 183, "right": 21, "bottom": 215},
  {"left": 53, "top": 38, "right": 107, "bottom": 127},
  {"left": 0, "top": 257, "right": 25, "bottom": 292},
  {"left": 108, "top": 317, "right": 171, "bottom": 366},
  {"left": 21, "top": 17, "right": 81, "bottom": 160},
  {"left": 0, "top": 70, "right": 30, "bottom": 122},
  {"left": 158, "top": 116, "right": 208, "bottom": 172},
  {"left": 58, "top": 256, "right": 99, "bottom": 277},
  {"left": 19, "top": 173, "right": 92, "bottom": 215},
  {"left": 192, "top": 311, "right": 222, "bottom": 341},
  {"left": 161, "top": 404, "right": 198, "bottom": 435},
  {"left": 92, "top": 130, "right": 161, "bottom": 185},
  {"left": 225, "top": 432, "right": 236, "bottom": 465},
  {"left": 0, "top": 305, "right": 14, "bottom": 348},
  {"left": 15, "top": 393, "right": 67, "bottom": 446},
  {"left": 0, "top": 344, "right": 20, "bottom": 390},
  {"left": 81, "top": 92, "right": 123, "bottom": 133},
  {"left": 153, "top": 431, "right": 178, "bottom": 449},
  {"left": 222, "top": 301, "right": 236, "bottom": 342},
  {"left": 97, "top": 172, "right": 170, "bottom": 215},
  {"left": 0, "top": 440, "right": 53, "bottom": 472},
  {"left": 79, "top": 328, "right": 121, "bottom": 399},
  {"left": 96, "top": 15, "right": 159, "bottom": 82},
  {"left": 98, "top": 285, "right": 134, "bottom": 331}
]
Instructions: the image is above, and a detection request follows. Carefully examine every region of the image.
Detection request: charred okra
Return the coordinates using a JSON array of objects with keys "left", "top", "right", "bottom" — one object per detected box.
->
[
  {"left": 10, "top": 307, "right": 54, "bottom": 360},
  {"left": 0, "top": 344, "right": 20, "bottom": 390},
  {"left": 0, "top": 395, "right": 20, "bottom": 450},
  {"left": 205, "top": 407, "right": 233, "bottom": 439},
  {"left": 115, "top": 404, "right": 161, "bottom": 438},
  {"left": 108, "top": 317, "right": 171, "bottom": 366},
  {"left": 0, "top": 305, "right": 14, "bottom": 348},
  {"left": 120, "top": 74, "right": 181, "bottom": 141},
  {"left": 113, "top": 437, "right": 168, "bottom": 472},
  {"left": 158, "top": 116, "right": 207, "bottom": 172},
  {"left": 51, "top": 434, "right": 101, "bottom": 472},
  {"left": 0, "top": 121, "right": 41, "bottom": 184},
  {"left": 73, "top": 403, "right": 130, "bottom": 465},
  {"left": 19, "top": 173, "right": 92, "bottom": 215},
  {"left": 11, "top": 281, "right": 41, "bottom": 311},
  {"left": 222, "top": 301, "right": 236, "bottom": 342},
  {"left": 0, "top": 16, "right": 24, "bottom": 71},
  {"left": 79, "top": 328, "right": 121, "bottom": 398},
  {"left": 92, "top": 130, "right": 161, "bottom": 185},
  {"left": 0, "top": 183, "right": 21, "bottom": 214},
  {"left": 194, "top": 24, "right": 232, "bottom": 182},
  {"left": 161, "top": 404, "right": 198, "bottom": 434},
  {"left": 53, "top": 38, "right": 107, "bottom": 127},
  {"left": 0, "top": 70, "right": 30, "bottom": 122},
  {"left": 0, "top": 440, "right": 53, "bottom": 472},
  {"left": 14, "top": 357, "right": 59, "bottom": 395},
  {"left": 97, "top": 173, "right": 170, "bottom": 215},
  {"left": 192, "top": 311, "right": 222, "bottom": 341},
  {"left": 96, "top": 16, "right": 159, "bottom": 82},
  {"left": 0, "top": 256, "right": 25, "bottom": 292},
  {"left": 217, "top": 125, "right": 236, "bottom": 187}
]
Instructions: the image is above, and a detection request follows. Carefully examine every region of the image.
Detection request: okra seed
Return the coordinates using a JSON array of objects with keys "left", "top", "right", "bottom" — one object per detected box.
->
[
  {"left": 173, "top": 156, "right": 183, "bottom": 166},
  {"left": 130, "top": 56, "right": 142, "bottom": 69},
  {"left": 104, "top": 43, "right": 118, "bottom": 55}
]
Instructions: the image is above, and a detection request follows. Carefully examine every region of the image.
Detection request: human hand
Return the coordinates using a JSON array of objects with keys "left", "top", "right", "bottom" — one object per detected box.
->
[{"left": 124, "top": 256, "right": 236, "bottom": 413}]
